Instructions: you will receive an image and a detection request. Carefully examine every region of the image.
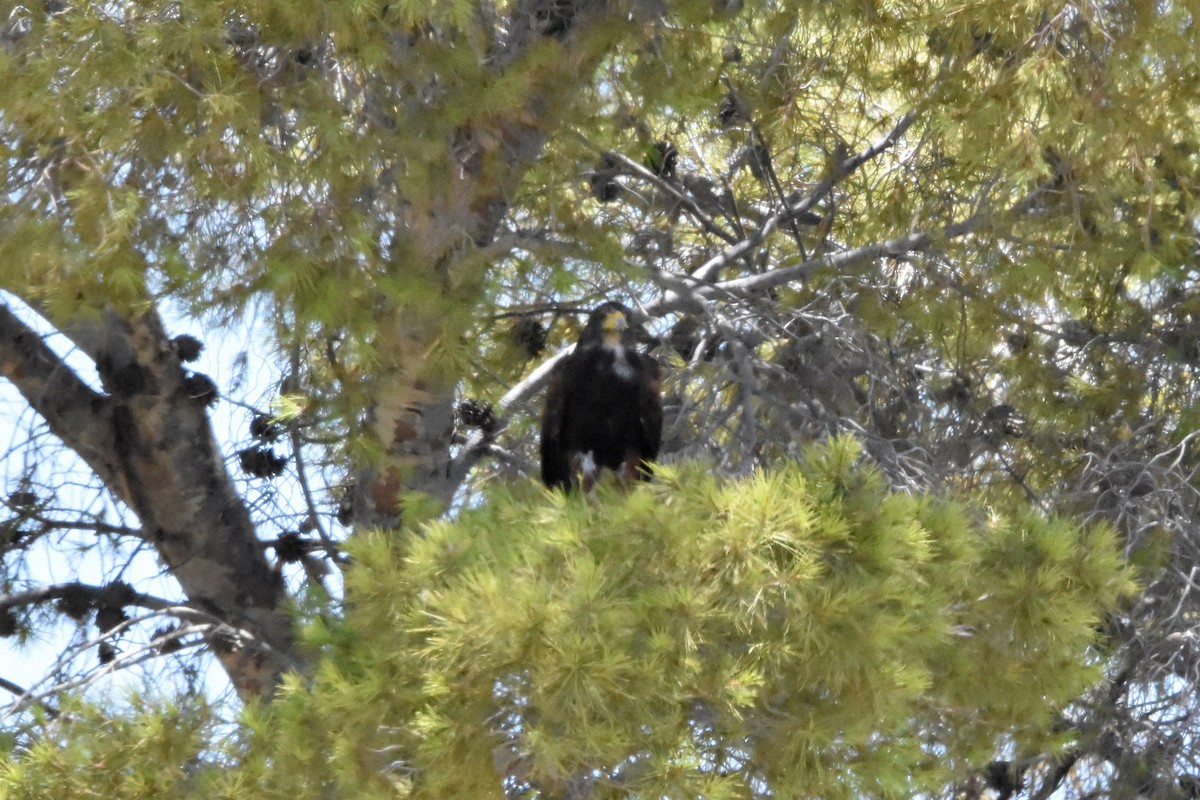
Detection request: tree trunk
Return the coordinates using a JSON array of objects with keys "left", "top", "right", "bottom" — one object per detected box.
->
[{"left": 351, "top": 0, "right": 632, "bottom": 530}]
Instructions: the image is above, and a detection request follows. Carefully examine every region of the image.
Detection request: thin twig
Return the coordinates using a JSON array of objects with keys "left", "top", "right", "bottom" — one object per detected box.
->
[
  {"left": 600, "top": 149, "right": 739, "bottom": 245},
  {"left": 288, "top": 345, "right": 344, "bottom": 566},
  {"left": 0, "top": 676, "right": 58, "bottom": 719}
]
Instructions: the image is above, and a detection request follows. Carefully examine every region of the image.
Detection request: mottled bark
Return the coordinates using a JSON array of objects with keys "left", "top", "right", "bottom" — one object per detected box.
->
[{"left": 0, "top": 302, "right": 294, "bottom": 697}]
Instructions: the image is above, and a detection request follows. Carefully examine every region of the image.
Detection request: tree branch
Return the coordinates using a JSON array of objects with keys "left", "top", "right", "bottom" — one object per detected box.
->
[
  {"left": 596, "top": 146, "right": 740, "bottom": 245},
  {"left": 0, "top": 581, "right": 179, "bottom": 616},
  {"left": 678, "top": 178, "right": 1053, "bottom": 304},
  {"left": 0, "top": 676, "right": 59, "bottom": 720},
  {"left": 453, "top": 184, "right": 1043, "bottom": 489},
  {"left": 691, "top": 109, "right": 919, "bottom": 284},
  {"left": 5, "top": 511, "right": 144, "bottom": 539},
  {"left": 0, "top": 301, "right": 127, "bottom": 503},
  {"left": 0, "top": 600, "right": 306, "bottom": 721}
]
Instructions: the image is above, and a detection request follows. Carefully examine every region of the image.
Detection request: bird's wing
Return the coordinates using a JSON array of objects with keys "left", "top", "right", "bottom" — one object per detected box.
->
[
  {"left": 637, "top": 354, "right": 663, "bottom": 461},
  {"left": 540, "top": 359, "right": 573, "bottom": 488}
]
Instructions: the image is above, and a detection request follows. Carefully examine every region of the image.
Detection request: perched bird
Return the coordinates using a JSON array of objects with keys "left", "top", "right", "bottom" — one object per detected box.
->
[{"left": 541, "top": 302, "right": 663, "bottom": 491}]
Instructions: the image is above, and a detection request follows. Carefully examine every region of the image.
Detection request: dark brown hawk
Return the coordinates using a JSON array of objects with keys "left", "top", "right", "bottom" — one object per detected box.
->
[{"left": 540, "top": 302, "right": 663, "bottom": 491}]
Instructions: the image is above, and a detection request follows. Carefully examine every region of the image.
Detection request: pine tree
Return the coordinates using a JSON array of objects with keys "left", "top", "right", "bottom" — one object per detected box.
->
[{"left": 0, "top": 1, "right": 1197, "bottom": 797}]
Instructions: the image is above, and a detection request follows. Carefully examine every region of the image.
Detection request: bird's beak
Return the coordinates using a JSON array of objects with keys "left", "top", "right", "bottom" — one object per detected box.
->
[{"left": 603, "top": 311, "right": 628, "bottom": 335}]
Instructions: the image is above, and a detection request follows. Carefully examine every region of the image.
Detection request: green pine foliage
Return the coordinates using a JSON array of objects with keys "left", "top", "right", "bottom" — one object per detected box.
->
[
  {"left": 1, "top": 0, "right": 1185, "bottom": 795},
  {"left": 4, "top": 439, "right": 1126, "bottom": 798},
  {"left": 0, "top": 697, "right": 214, "bottom": 799}
]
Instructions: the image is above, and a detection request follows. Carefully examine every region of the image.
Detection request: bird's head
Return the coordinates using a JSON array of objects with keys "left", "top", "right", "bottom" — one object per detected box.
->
[
  {"left": 581, "top": 301, "right": 635, "bottom": 347},
  {"left": 600, "top": 307, "right": 628, "bottom": 345}
]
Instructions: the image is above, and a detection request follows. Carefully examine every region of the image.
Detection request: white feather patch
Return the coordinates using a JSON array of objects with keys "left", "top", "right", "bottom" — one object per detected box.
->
[{"left": 607, "top": 344, "right": 635, "bottom": 380}]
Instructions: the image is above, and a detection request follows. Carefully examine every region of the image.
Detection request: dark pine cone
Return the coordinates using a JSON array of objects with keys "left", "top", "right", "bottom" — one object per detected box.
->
[
  {"left": 182, "top": 373, "right": 219, "bottom": 407},
  {"left": 95, "top": 604, "right": 129, "bottom": 635},
  {"left": 8, "top": 490, "right": 38, "bottom": 509},
  {"left": 250, "top": 413, "right": 283, "bottom": 443},
  {"left": 0, "top": 607, "right": 18, "bottom": 638},
  {"left": 172, "top": 334, "right": 204, "bottom": 363},
  {"left": 645, "top": 141, "right": 678, "bottom": 179},
  {"left": 718, "top": 93, "right": 744, "bottom": 127},
  {"left": 153, "top": 624, "right": 184, "bottom": 654},
  {"left": 510, "top": 317, "right": 547, "bottom": 359},
  {"left": 238, "top": 446, "right": 288, "bottom": 479},
  {"left": 274, "top": 531, "right": 309, "bottom": 564},
  {"left": 56, "top": 584, "right": 93, "bottom": 621},
  {"left": 458, "top": 399, "right": 497, "bottom": 434},
  {"left": 589, "top": 153, "right": 622, "bottom": 202}
]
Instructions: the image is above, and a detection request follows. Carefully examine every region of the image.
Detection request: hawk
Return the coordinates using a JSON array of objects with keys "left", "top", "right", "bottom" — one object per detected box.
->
[{"left": 540, "top": 302, "right": 663, "bottom": 491}]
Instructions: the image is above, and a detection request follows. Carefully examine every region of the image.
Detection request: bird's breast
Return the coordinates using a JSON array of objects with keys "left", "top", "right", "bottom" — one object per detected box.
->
[{"left": 605, "top": 343, "right": 636, "bottom": 380}]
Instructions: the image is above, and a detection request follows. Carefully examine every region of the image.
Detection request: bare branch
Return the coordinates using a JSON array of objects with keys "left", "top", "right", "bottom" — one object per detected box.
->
[
  {"left": 287, "top": 346, "right": 344, "bottom": 566},
  {"left": 691, "top": 109, "right": 919, "bottom": 284},
  {"left": 841, "top": 108, "right": 920, "bottom": 175},
  {"left": 0, "top": 600, "right": 306, "bottom": 720},
  {"left": 597, "top": 147, "right": 739, "bottom": 245},
  {"left": 5, "top": 511, "right": 143, "bottom": 539},
  {"left": 450, "top": 193, "right": 1024, "bottom": 489},
  {"left": 0, "top": 581, "right": 179, "bottom": 616},
  {"left": 0, "top": 676, "right": 59, "bottom": 720},
  {"left": 1, "top": 616, "right": 213, "bottom": 720}
]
